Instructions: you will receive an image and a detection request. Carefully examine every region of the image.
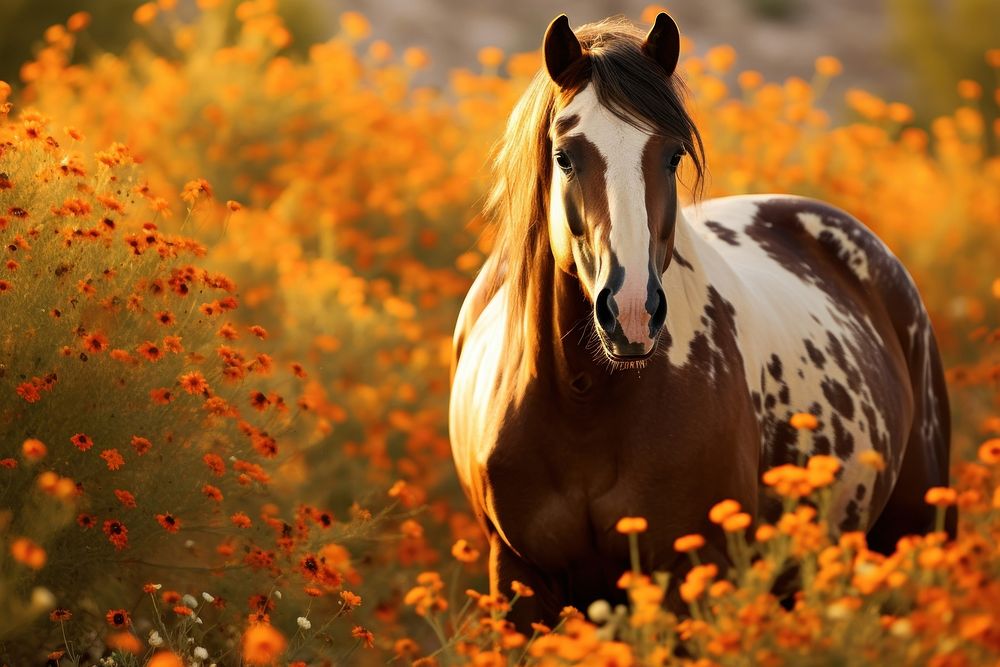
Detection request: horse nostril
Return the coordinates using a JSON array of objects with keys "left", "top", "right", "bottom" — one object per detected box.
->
[
  {"left": 595, "top": 288, "right": 616, "bottom": 335},
  {"left": 649, "top": 288, "right": 667, "bottom": 333}
]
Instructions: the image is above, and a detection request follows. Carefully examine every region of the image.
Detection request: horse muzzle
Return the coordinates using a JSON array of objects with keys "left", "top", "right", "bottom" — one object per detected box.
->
[{"left": 594, "top": 283, "right": 667, "bottom": 359}]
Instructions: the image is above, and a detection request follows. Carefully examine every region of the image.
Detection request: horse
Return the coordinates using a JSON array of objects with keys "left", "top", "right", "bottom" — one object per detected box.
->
[{"left": 449, "top": 12, "right": 952, "bottom": 629}]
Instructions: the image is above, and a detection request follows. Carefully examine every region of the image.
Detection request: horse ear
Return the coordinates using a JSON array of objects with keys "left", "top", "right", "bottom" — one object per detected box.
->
[
  {"left": 643, "top": 12, "right": 680, "bottom": 76},
  {"left": 543, "top": 15, "right": 584, "bottom": 86}
]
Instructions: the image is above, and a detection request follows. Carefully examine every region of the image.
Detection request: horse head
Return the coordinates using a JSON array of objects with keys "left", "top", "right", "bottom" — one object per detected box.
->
[{"left": 542, "top": 14, "right": 701, "bottom": 362}]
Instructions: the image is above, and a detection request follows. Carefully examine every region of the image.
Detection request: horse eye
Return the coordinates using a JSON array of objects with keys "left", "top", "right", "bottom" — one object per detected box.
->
[
  {"left": 668, "top": 150, "right": 684, "bottom": 171},
  {"left": 554, "top": 151, "right": 573, "bottom": 173}
]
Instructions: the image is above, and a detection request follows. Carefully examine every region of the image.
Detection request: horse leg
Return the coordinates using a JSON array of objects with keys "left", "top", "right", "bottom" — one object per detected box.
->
[
  {"left": 489, "top": 532, "right": 563, "bottom": 632},
  {"left": 866, "top": 345, "right": 954, "bottom": 554}
]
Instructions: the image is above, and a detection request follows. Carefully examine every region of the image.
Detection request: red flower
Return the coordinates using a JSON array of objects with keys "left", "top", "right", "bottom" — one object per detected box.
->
[
  {"left": 77, "top": 513, "right": 96, "bottom": 529},
  {"left": 137, "top": 341, "right": 163, "bottom": 362},
  {"left": 115, "top": 489, "right": 137, "bottom": 508},
  {"left": 71, "top": 433, "right": 94, "bottom": 451},
  {"left": 156, "top": 513, "right": 180, "bottom": 533},
  {"left": 105, "top": 609, "right": 131, "bottom": 628},
  {"left": 130, "top": 436, "right": 152, "bottom": 455},
  {"left": 150, "top": 387, "right": 174, "bottom": 404},
  {"left": 101, "top": 449, "right": 125, "bottom": 470},
  {"left": 103, "top": 519, "right": 128, "bottom": 550},
  {"left": 351, "top": 625, "right": 375, "bottom": 649},
  {"left": 203, "top": 453, "right": 225, "bottom": 476},
  {"left": 82, "top": 331, "right": 109, "bottom": 353}
]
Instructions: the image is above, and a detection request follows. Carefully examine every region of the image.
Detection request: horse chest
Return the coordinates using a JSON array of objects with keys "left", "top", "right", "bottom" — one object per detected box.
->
[{"left": 483, "top": 373, "right": 759, "bottom": 572}]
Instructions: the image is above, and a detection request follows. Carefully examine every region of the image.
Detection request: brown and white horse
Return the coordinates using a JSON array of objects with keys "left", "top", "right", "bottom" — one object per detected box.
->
[{"left": 449, "top": 13, "right": 951, "bottom": 628}]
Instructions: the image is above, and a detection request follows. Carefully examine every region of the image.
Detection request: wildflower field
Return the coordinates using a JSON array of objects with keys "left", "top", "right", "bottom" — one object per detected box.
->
[{"left": 1, "top": 1, "right": 999, "bottom": 665}]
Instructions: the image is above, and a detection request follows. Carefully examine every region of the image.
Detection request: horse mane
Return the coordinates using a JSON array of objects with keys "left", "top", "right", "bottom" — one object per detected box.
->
[{"left": 481, "top": 16, "right": 706, "bottom": 367}]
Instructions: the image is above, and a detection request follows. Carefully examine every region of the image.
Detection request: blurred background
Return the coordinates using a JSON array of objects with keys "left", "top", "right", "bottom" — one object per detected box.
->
[{"left": 2, "top": 0, "right": 998, "bottom": 126}]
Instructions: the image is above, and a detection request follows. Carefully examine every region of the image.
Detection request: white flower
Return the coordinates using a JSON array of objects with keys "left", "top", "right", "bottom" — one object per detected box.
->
[
  {"left": 587, "top": 599, "right": 611, "bottom": 623},
  {"left": 193, "top": 647, "right": 209, "bottom": 660},
  {"left": 149, "top": 630, "right": 164, "bottom": 647},
  {"left": 202, "top": 592, "right": 215, "bottom": 603},
  {"left": 194, "top": 616, "right": 203, "bottom": 625},
  {"left": 297, "top": 616, "right": 312, "bottom": 630},
  {"left": 273, "top": 590, "right": 282, "bottom": 600},
  {"left": 185, "top": 539, "right": 195, "bottom": 548},
  {"left": 182, "top": 593, "right": 199, "bottom": 608}
]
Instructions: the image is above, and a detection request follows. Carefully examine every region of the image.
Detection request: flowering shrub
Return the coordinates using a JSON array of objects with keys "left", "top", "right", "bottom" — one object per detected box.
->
[{"left": 0, "top": 1, "right": 998, "bottom": 664}]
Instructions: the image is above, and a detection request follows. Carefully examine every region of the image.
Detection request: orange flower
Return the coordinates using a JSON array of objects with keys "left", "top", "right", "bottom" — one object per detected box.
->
[
  {"left": 82, "top": 331, "right": 109, "bottom": 353},
  {"left": 242, "top": 623, "right": 287, "bottom": 665},
  {"left": 859, "top": 450, "right": 886, "bottom": 471},
  {"left": 21, "top": 438, "right": 47, "bottom": 461},
  {"left": 181, "top": 178, "right": 213, "bottom": 204},
  {"left": 815, "top": 56, "right": 843, "bottom": 77},
  {"left": 144, "top": 652, "right": 184, "bottom": 667},
  {"left": 156, "top": 513, "right": 181, "bottom": 532},
  {"left": 722, "top": 512, "right": 752, "bottom": 533},
  {"left": 977, "top": 438, "right": 1000, "bottom": 464},
  {"left": 179, "top": 371, "right": 209, "bottom": 395},
  {"left": 478, "top": 46, "right": 504, "bottom": 69},
  {"left": 924, "top": 487, "right": 957, "bottom": 507},
  {"left": 231, "top": 512, "right": 252, "bottom": 528},
  {"left": 11, "top": 537, "right": 46, "bottom": 569},
  {"left": 708, "top": 499, "right": 741, "bottom": 525},
  {"left": 340, "top": 11, "right": 371, "bottom": 40},
  {"left": 451, "top": 539, "right": 480, "bottom": 563},
  {"left": 673, "top": 534, "right": 706, "bottom": 553},
  {"left": 106, "top": 631, "right": 143, "bottom": 653},
  {"left": 340, "top": 590, "right": 362, "bottom": 609},
  {"left": 137, "top": 340, "right": 164, "bottom": 362},
  {"left": 615, "top": 516, "right": 648, "bottom": 534},
  {"left": 790, "top": 412, "right": 819, "bottom": 430},
  {"left": 202, "top": 484, "right": 223, "bottom": 502},
  {"left": 511, "top": 580, "right": 535, "bottom": 598}
]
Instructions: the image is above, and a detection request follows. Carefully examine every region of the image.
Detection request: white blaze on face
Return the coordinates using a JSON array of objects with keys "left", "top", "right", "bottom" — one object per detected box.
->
[{"left": 557, "top": 86, "right": 655, "bottom": 346}]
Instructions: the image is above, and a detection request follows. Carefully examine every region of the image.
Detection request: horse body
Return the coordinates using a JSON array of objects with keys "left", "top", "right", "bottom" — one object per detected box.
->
[{"left": 449, "top": 14, "right": 950, "bottom": 627}]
